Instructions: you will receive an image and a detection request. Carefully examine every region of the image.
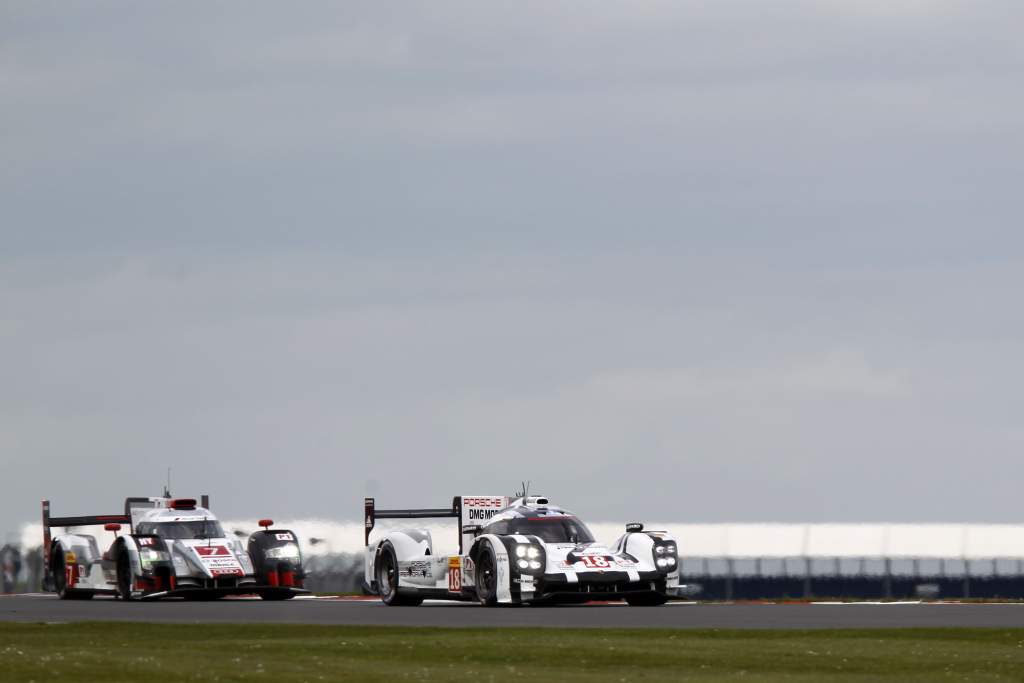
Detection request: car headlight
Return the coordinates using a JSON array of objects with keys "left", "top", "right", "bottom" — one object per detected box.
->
[
  {"left": 516, "top": 544, "right": 541, "bottom": 559},
  {"left": 140, "top": 548, "right": 170, "bottom": 564},
  {"left": 264, "top": 543, "right": 301, "bottom": 560},
  {"left": 513, "top": 544, "right": 544, "bottom": 574},
  {"left": 652, "top": 541, "right": 677, "bottom": 573}
]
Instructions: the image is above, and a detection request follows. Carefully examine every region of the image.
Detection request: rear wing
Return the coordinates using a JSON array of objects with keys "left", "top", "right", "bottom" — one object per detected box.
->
[
  {"left": 364, "top": 495, "right": 509, "bottom": 554},
  {"left": 41, "top": 499, "right": 131, "bottom": 568}
]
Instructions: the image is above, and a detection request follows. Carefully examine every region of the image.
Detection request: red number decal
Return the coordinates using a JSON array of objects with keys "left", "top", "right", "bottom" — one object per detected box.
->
[
  {"left": 449, "top": 566, "right": 462, "bottom": 592},
  {"left": 579, "top": 555, "right": 611, "bottom": 569},
  {"left": 195, "top": 546, "right": 229, "bottom": 556}
]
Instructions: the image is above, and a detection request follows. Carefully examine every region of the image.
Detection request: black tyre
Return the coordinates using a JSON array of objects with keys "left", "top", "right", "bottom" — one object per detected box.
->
[
  {"left": 625, "top": 592, "right": 668, "bottom": 606},
  {"left": 52, "top": 544, "right": 69, "bottom": 599},
  {"left": 52, "top": 544, "right": 92, "bottom": 600},
  {"left": 376, "top": 542, "right": 423, "bottom": 606},
  {"left": 474, "top": 542, "right": 499, "bottom": 606},
  {"left": 116, "top": 547, "right": 135, "bottom": 601}
]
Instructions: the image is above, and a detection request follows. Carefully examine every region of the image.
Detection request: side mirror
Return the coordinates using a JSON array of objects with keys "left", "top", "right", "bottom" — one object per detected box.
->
[
  {"left": 461, "top": 524, "right": 481, "bottom": 535},
  {"left": 258, "top": 519, "right": 274, "bottom": 530},
  {"left": 104, "top": 523, "right": 121, "bottom": 533},
  {"left": 625, "top": 522, "right": 644, "bottom": 533}
]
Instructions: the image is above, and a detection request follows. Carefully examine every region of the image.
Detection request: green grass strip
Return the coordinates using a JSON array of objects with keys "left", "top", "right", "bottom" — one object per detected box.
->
[{"left": 3, "top": 622, "right": 1024, "bottom": 682}]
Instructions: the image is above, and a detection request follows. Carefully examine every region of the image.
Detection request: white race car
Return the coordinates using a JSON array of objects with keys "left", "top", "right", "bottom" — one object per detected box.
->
[
  {"left": 364, "top": 494, "right": 683, "bottom": 606},
  {"left": 42, "top": 496, "right": 308, "bottom": 600}
]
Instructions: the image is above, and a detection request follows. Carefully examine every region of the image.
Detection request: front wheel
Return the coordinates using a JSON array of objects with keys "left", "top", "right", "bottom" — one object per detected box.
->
[
  {"left": 116, "top": 548, "right": 135, "bottom": 601},
  {"left": 474, "top": 543, "right": 499, "bottom": 606},
  {"left": 625, "top": 592, "right": 668, "bottom": 606}
]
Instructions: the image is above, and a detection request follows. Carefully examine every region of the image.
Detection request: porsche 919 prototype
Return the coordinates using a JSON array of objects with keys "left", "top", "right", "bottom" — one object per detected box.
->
[
  {"left": 42, "top": 496, "right": 308, "bottom": 600},
  {"left": 364, "top": 494, "right": 683, "bottom": 606}
]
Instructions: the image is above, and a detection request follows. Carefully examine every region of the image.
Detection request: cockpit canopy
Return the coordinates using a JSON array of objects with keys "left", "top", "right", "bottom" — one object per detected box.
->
[
  {"left": 135, "top": 519, "right": 226, "bottom": 540},
  {"left": 487, "top": 515, "right": 595, "bottom": 544}
]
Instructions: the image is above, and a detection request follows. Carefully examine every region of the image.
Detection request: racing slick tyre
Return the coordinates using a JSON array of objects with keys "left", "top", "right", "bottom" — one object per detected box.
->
[
  {"left": 376, "top": 542, "right": 423, "bottom": 606},
  {"left": 474, "top": 542, "right": 500, "bottom": 607},
  {"left": 116, "top": 547, "right": 135, "bottom": 601},
  {"left": 625, "top": 592, "right": 668, "bottom": 606},
  {"left": 51, "top": 544, "right": 93, "bottom": 600}
]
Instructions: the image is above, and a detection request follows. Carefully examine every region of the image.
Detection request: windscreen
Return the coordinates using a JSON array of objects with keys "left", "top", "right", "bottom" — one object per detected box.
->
[
  {"left": 508, "top": 517, "right": 595, "bottom": 544},
  {"left": 137, "top": 520, "right": 226, "bottom": 540}
]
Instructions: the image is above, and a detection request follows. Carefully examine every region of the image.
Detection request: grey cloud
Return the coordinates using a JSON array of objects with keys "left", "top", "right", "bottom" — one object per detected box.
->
[{"left": 2, "top": 2, "right": 1023, "bottom": 535}]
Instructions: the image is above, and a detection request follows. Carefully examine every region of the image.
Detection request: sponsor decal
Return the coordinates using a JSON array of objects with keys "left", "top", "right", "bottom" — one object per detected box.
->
[
  {"left": 275, "top": 532, "right": 294, "bottom": 541},
  {"left": 211, "top": 568, "right": 244, "bottom": 577},
  {"left": 191, "top": 544, "right": 244, "bottom": 576},
  {"left": 400, "top": 561, "right": 432, "bottom": 578},
  {"left": 448, "top": 557, "right": 462, "bottom": 592},
  {"left": 463, "top": 497, "right": 505, "bottom": 508},
  {"left": 463, "top": 496, "right": 508, "bottom": 522},
  {"left": 463, "top": 556, "right": 475, "bottom": 574},
  {"left": 138, "top": 537, "right": 154, "bottom": 546},
  {"left": 615, "top": 558, "right": 637, "bottom": 567}
]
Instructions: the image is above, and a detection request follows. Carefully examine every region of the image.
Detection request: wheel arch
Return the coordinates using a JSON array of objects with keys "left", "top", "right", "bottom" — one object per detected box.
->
[{"left": 471, "top": 534, "right": 516, "bottom": 604}]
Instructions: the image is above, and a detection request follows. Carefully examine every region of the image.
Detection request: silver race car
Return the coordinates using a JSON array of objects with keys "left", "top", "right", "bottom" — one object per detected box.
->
[
  {"left": 42, "top": 496, "right": 308, "bottom": 600},
  {"left": 364, "top": 494, "right": 683, "bottom": 606}
]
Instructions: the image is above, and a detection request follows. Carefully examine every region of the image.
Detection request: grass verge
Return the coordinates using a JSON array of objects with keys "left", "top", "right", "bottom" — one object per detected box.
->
[{"left": 2, "top": 622, "right": 1024, "bottom": 682}]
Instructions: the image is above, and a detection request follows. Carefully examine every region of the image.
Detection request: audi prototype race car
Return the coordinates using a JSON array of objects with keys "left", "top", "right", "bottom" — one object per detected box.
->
[
  {"left": 42, "top": 495, "right": 308, "bottom": 600},
  {"left": 364, "top": 494, "right": 683, "bottom": 606}
]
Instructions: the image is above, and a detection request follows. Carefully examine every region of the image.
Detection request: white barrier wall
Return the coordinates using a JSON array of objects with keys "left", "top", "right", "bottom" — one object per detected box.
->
[{"left": 22, "top": 521, "right": 1024, "bottom": 560}]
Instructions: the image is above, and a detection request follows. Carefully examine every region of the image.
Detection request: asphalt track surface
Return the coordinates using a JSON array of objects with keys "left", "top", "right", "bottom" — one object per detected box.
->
[{"left": 4, "top": 595, "right": 1024, "bottom": 629}]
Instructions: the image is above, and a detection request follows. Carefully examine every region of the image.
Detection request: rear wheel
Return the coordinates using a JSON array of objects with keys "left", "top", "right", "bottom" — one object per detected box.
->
[
  {"left": 52, "top": 544, "right": 69, "bottom": 599},
  {"left": 376, "top": 543, "right": 422, "bottom": 606},
  {"left": 52, "top": 544, "right": 92, "bottom": 600},
  {"left": 474, "top": 543, "right": 499, "bottom": 606},
  {"left": 625, "top": 592, "right": 668, "bottom": 606}
]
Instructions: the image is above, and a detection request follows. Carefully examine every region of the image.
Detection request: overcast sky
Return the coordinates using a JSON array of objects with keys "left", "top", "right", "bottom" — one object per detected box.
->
[{"left": 3, "top": 1, "right": 1024, "bottom": 540}]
